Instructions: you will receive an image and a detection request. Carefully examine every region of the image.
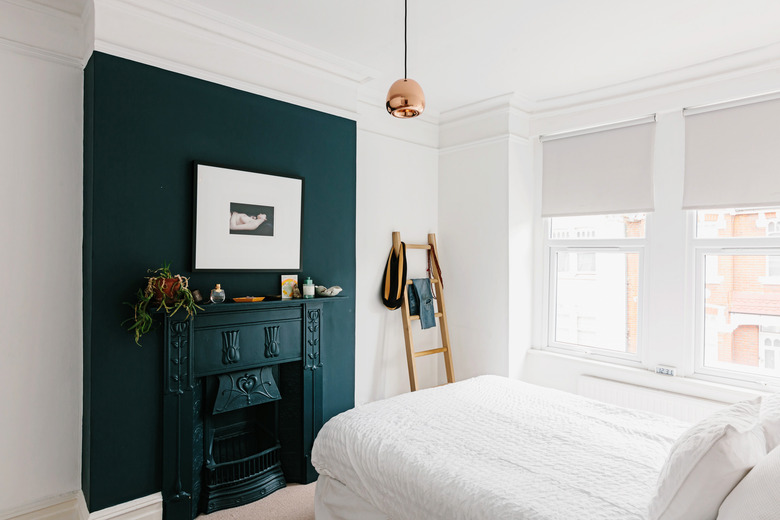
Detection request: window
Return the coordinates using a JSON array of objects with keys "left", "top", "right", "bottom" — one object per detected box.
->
[
  {"left": 536, "top": 105, "right": 780, "bottom": 391},
  {"left": 767, "top": 220, "right": 780, "bottom": 237},
  {"left": 759, "top": 327, "right": 780, "bottom": 371},
  {"left": 546, "top": 213, "right": 645, "bottom": 360},
  {"left": 768, "top": 256, "right": 780, "bottom": 278},
  {"left": 694, "top": 207, "right": 780, "bottom": 383}
]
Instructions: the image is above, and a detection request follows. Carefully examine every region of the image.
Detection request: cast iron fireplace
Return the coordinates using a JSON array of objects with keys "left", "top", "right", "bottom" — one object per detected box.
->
[
  {"left": 161, "top": 299, "right": 335, "bottom": 520},
  {"left": 200, "top": 365, "right": 285, "bottom": 513}
]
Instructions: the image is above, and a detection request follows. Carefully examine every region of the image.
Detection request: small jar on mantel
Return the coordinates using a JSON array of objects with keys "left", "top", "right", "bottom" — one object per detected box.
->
[{"left": 210, "top": 284, "right": 225, "bottom": 304}]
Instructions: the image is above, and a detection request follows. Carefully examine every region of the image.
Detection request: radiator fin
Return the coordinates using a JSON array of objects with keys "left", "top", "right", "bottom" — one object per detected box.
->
[{"left": 577, "top": 376, "right": 728, "bottom": 423}]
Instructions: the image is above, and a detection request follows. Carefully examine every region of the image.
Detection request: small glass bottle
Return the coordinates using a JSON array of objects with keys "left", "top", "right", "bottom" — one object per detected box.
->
[
  {"left": 210, "top": 283, "right": 226, "bottom": 303},
  {"left": 303, "top": 277, "right": 315, "bottom": 299}
]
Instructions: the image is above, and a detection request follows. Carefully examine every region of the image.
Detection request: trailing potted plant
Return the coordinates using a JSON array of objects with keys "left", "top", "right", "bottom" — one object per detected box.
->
[{"left": 125, "top": 262, "right": 202, "bottom": 346}]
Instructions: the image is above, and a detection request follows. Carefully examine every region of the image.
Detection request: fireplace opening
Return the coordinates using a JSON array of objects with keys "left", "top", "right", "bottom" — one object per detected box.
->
[
  {"left": 201, "top": 367, "right": 287, "bottom": 514},
  {"left": 203, "top": 420, "right": 285, "bottom": 513}
]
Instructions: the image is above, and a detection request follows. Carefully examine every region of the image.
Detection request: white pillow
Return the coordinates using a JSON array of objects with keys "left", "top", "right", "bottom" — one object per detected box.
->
[
  {"left": 647, "top": 398, "right": 766, "bottom": 520},
  {"left": 718, "top": 445, "right": 780, "bottom": 520},
  {"left": 759, "top": 392, "right": 780, "bottom": 451}
]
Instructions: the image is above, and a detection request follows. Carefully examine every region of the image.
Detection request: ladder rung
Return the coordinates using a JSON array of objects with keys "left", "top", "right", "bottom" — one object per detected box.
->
[
  {"left": 414, "top": 347, "right": 448, "bottom": 358},
  {"left": 406, "top": 244, "right": 432, "bottom": 250},
  {"left": 410, "top": 313, "right": 443, "bottom": 321}
]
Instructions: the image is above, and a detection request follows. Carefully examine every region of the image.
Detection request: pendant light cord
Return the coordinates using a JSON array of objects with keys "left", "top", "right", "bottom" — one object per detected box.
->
[{"left": 404, "top": 0, "right": 408, "bottom": 79}]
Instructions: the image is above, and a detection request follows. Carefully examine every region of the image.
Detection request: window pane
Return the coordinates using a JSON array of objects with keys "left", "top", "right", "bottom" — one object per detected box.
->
[
  {"left": 703, "top": 254, "right": 780, "bottom": 377},
  {"left": 554, "top": 251, "right": 639, "bottom": 353},
  {"left": 696, "top": 207, "right": 780, "bottom": 238},
  {"left": 549, "top": 213, "right": 646, "bottom": 239}
]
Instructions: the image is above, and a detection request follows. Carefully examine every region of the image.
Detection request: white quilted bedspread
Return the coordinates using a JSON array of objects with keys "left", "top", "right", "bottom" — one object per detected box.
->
[{"left": 312, "top": 376, "right": 690, "bottom": 520}]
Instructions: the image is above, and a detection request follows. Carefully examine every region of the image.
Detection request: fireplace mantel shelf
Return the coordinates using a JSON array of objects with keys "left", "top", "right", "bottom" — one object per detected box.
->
[{"left": 161, "top": 296, "right": 347, "bottom": 519}]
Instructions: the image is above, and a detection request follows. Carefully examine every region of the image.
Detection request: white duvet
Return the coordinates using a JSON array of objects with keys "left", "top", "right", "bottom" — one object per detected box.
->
[{"left": 311, "top": 376, "right": 690, "bottom": 520}]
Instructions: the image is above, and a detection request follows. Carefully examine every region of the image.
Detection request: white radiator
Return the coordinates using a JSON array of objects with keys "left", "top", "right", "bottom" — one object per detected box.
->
[{"left": 577, "top": 375, "right": 728, "bottom": 424}]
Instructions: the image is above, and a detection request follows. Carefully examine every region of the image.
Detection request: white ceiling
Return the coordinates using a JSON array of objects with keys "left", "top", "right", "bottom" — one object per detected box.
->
[
  {"left": 41, "top": 0, "right": 780, "bottom": 114},
  {"left": 181, "top": 0, "right": 780, "bottom": 114}
]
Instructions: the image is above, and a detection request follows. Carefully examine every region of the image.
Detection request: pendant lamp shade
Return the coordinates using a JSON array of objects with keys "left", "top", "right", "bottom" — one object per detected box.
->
[
  {"left": 386, "top": 0, "right": 425, "bottom": 118},
  {"left": 386, "top": 78, "right": 425, "bottom": 118}
]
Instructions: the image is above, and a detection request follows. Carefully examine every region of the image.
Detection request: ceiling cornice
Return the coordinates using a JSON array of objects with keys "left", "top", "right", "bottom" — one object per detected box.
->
[
  {"left": 529, "top": 41, "right": 780, "bottom": 118},
  {"left": 5, "top": 0, "right": 83, "bottom": 23},
  {"left": 91, "top": 0, "right": 381, "bottom": 120},
  {"left": 440, "top": 93, "right": 533, "bottom": 124},
  {"left": 0, "top": 0, "right": 85, "bottom": 66},
  {"left": 0, "top": 34, "right": 82, "bottom": 67}
]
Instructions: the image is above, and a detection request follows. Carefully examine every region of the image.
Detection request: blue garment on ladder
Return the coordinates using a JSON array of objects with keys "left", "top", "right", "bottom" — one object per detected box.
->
[{"left": 407, "top": 278, "right": 436, "bottom": 330}]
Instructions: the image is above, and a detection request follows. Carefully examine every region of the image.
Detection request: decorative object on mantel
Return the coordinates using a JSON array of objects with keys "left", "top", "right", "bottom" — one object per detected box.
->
[
  {"left": 210, "top": 283, "right": 226, "bottom": 303},
  {"left": 232, "top": 296, "right": 265, "bottom": 303},
  {"left": 315, "top": 285, "right": 343, "bottom": 297},
  {"left": 386, "top": 0, "right": 425, "bottom": 118},
  {"left": 124, "top": 262, "right": 202, "bottom": 346},
  {"left": 281, "top": 275, "right": 298, "bottom": 300},
  {"left": 193, "top": 162, "right": 303, "bottom": 271},
  {"left": 303, "top": 277, "right": 315, "bottom": 299}
]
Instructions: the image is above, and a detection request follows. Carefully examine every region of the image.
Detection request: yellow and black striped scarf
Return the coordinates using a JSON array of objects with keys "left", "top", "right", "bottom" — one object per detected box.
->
[{"left": 382, "top": 242, "right": 407, "bottom": 310}]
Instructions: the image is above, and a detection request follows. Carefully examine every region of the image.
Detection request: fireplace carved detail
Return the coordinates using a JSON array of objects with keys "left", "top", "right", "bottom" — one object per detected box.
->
[{"left": 221, "top": 330, "right": 240, "bottom": 365}]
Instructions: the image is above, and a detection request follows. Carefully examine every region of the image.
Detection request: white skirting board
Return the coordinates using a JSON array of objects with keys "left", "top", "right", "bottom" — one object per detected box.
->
[
  {"left": 577, "top": 375, "right": 729, "bottom": 423},
  {"left": 1, "top": 492, "right": 162, "bottom": 520},
  {"left": 86, "top": 493, "right": 162, "bottom": 520}
]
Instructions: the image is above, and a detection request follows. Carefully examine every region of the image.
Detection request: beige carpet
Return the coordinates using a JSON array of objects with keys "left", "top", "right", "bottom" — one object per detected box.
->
[{"left": 197, "top": 483, "right": 315, "bottom": 520}]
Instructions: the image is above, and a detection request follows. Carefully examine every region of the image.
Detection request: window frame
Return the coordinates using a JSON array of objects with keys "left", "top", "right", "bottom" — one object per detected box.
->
[
  {"left": 543, "top": 216, "right": 648, "bottom": 365},
  {"left": 692, "top": 230, "right": 780, "bottom": 386}
]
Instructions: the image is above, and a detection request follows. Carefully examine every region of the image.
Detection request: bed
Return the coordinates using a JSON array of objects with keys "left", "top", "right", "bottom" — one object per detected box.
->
[
  {"left": 312, "top": 375, "right": 780, "bottom": 520},
  {"left": 311, "top": 376, "right": 690, "bottom": 520}
]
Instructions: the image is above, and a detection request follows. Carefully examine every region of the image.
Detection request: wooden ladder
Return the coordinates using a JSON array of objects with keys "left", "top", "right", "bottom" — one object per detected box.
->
[{"left": 393, "top": 231, "right": 456, "bottom": 391}]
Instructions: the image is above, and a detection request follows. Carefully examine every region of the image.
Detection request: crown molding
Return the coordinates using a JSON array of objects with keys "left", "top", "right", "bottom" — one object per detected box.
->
[
  {"left": 530, "top": 40, "right": 780, "bottom": 118},
  {"left": 94, "top": 41, "right": 361, "bottom": 121},
  {"left": 439, "top": 133, "right": 530, "bottom": 156},
  {"left": 440, "top": 93, "right": 533, "bottom": 124},
  {"left": 91, "top": 0, "right": 376, "bottom": 119},
  {"left": 103, "top": 0, "right": 376, "bottom": 84},
  {"left": 1, "top": 0, "right": 85, "bottom": 66},
  {"left": 0, "top": 35, "right": 82, "bottom": 67},
  {"left": 439, "top": 94, "right": 532, "bottom": 150},
  {"left": 4, "top": 0, "right": 83, "bottom": 24}
]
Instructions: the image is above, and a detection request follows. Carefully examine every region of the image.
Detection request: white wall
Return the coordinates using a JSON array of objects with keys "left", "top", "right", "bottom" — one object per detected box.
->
[
  {"left": 0, "top": 2, "right": 84, "bottom": 514},
  {"left": 354, "top": 100, "right": 441, "bottom": 404},
  {"left": 439, "top": 140, "right": 510, "bottom": 378},
  {"left": 437, "top": 100, "right": 535, "bottom": 381}
]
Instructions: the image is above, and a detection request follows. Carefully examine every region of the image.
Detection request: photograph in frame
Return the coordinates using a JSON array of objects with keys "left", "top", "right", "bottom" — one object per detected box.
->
[{"left": 193, "top": 163, "right": 303, "bottom": 271}]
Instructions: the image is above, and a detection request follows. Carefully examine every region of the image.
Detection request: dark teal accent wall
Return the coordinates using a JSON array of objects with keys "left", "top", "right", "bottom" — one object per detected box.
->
[{"left": 82, "top": 52, "right": 356, "bottom": 511}]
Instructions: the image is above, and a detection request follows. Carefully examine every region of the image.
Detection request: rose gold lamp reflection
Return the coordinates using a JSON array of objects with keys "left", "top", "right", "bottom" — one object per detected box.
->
[{"left": 386, "top": 0, "right": 425, "bottom": 118}]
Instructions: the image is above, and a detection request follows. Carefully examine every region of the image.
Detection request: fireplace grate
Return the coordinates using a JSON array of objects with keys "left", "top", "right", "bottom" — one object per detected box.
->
[{"left": 204, "top": 421, "right": 286, "bottom": 512}]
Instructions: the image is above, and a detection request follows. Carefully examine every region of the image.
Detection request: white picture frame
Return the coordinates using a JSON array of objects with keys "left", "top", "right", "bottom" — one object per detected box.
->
[{"left": 193, "top": 163, "right": 303, "bottom": 271}]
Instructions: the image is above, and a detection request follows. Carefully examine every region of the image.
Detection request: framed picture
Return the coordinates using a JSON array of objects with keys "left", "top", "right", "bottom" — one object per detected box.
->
[{"left": 193, "top": 162, "right": 303, "bottom": 271}]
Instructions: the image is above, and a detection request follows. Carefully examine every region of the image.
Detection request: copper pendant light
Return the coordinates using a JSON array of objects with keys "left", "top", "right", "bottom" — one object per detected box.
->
[{"left": 386, "top": 0, "right": 425, "bottom": 118}]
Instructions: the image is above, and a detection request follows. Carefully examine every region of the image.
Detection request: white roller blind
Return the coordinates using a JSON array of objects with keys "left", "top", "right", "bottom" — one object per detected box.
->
[
  {"left": 541, "top": 118, "right": 656, "bottom": 218},
  {"left": 684, "top": 95, "right": 780, "bottom": 210}
]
